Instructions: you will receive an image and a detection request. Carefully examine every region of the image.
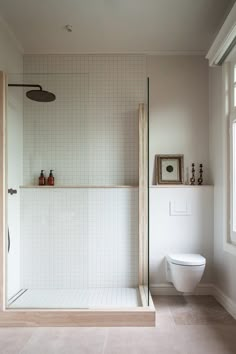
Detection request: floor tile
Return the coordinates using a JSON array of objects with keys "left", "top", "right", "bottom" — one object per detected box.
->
[
  {"left": 155, "top": 313, "right": 176, "bottom": 329},
  {"left": 0, "top": 328, "right": 33, "bottom": 354},
  {"left": 181, "top": 325, "right": 236, "bottom": 354},
  {"left": 152, "top": 296, "right": 171, "bottom": 315},
  {"left": 105, "top": 327, "right": 187, "bottom": 354},
  {"left": 152, "top": 295, "right": 236, "bottom": 326},
  {"left": 20, "top": 327, "right": 107, "bottom": 354},
  {"left": 0, "top": 296, "right": 235, "bottom": 354}
]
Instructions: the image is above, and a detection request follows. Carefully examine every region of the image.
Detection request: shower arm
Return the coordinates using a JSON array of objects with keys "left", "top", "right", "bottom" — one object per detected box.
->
[{"left": 8, "top": 84, "right": 43, "bottom": 91}]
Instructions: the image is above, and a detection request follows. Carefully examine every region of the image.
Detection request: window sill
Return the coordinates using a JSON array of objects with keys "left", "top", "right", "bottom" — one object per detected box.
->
[{"left": 224, "top": 240, "right": 236, "bottom": 256}]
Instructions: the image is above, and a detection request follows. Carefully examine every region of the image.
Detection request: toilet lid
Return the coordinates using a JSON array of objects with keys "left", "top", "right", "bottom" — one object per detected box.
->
[{"left": 167, "top": 254, "right": 206, "bottom": 266}]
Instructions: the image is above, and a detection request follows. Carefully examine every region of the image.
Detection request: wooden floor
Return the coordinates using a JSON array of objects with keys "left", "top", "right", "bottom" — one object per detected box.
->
[{"left": 0, "top": 296, "right": 236, "bottom": 353}]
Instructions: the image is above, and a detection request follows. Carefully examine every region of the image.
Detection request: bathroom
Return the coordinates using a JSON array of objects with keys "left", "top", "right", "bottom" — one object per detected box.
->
[
  {"left": 0, "top": 0, "right": 236, "bottom": 352},
  {"left": 5, "top": 53, "right": 212, "bottom": 311}
]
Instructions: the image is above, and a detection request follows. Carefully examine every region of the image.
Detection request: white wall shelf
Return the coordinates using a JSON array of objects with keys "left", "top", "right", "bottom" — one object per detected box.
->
[{"left": 150, "top": 185, "right": 213, "bottom": 188}]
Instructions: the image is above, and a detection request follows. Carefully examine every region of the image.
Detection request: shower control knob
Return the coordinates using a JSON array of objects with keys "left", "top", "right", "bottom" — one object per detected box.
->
[{"left": 8, "top": 188, "right": 17, "bottom": 195}]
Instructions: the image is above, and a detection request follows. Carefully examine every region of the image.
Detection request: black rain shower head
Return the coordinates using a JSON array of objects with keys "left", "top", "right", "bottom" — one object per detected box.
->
[
  {"left": 8, "top": 84, "right": 56, "bottom": 102},
  {"left": 26, "top": 89, "right": 56, "bottom": 102}
]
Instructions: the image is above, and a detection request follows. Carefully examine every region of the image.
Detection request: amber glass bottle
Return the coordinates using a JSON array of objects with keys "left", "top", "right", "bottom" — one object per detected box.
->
[
  {"left": 39, "top": 170, "right": 46, "bottom": 186},
  {"left": 47, "top": 170, "right": 54, "bottom": 186}
]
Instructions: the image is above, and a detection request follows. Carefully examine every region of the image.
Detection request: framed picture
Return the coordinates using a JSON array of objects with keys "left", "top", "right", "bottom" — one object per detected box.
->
[{"left": 156, "top": 154, "right": 184, "bottom": 184}]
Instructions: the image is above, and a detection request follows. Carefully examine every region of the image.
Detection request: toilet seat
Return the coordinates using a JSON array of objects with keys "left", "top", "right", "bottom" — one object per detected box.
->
[{"left": 167, "top": 254, "right": 206, "bottom": 266}]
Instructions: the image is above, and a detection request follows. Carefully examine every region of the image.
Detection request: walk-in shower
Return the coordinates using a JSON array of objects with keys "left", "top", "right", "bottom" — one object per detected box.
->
[{"left": 1, "top": 56, "right": 154, "bottom": 325}]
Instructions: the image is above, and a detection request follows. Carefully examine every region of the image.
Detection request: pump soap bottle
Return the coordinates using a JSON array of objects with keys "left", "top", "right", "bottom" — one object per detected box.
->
[
  {"left": 47, "top": 170, "right": 54, "bottom": 186},
  {"left": 39, "top": 170, "right": 46, "bottom": 186}
]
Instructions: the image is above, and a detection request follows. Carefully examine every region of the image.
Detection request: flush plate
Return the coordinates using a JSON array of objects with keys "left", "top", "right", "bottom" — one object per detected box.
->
[{"left": 169, "top": 200, "right": 192, "bottom": 216}]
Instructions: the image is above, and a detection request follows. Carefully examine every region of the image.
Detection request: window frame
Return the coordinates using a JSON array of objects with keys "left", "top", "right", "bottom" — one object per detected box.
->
[
  {"left": 230, "top": 115, "right": 236, "bottom": 244},
  {"left": 229, "top": 62, "right": 236, "bottom": 245}
]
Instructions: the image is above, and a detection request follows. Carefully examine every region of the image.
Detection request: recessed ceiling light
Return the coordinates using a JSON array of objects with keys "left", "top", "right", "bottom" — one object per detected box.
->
[{"left": 65, "top": 25, "right": 72, "bottom": 33}]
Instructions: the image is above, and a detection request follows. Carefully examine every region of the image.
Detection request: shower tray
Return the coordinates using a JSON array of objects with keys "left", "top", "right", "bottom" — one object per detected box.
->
[
  {"left": 3, "top": 286, "right": 155, "bottom": 327},
  {"left": 8, "top": 288, "right": 141, "bottom": 309}
]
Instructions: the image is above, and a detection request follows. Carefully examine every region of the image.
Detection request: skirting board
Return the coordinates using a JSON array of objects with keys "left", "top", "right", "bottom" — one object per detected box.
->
[
  {"left": 150, "top": 283, "right": 236, "bottom": 320},
  {"left": 150, "top": 283, "right": 214, "bottom": 296},
  {"left": 213, "top": 286, "right": 236, "bottom": 320}
]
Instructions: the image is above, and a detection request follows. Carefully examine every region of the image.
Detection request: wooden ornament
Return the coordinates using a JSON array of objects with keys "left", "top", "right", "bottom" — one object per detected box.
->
[
  {"left": 190, "top": 163, "right": 195, "bottom": 185},
  {"left": 198, "top": 163, "right": 203, "bottom": 185}
]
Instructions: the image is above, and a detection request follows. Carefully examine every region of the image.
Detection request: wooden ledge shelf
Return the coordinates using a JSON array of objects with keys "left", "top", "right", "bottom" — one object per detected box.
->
[{"left": 20, "top": 185, "right": 139, "bottom": 189}]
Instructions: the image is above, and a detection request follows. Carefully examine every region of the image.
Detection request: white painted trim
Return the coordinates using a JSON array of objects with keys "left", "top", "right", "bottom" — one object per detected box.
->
[
  {"left": 213, "top": 286, "right": 236, "bottom": 319},
  {"left": 150, "top": 283, "right": 214, "bottom": 296},
  {"left": 223, "top": 241, "right": 236, "bottom": 256},
  {"left": 220, "top": 63, "right": 236, "bottom": 256},
  {"left": 206, "top": 3, "right": 236, "bottom": 66}
]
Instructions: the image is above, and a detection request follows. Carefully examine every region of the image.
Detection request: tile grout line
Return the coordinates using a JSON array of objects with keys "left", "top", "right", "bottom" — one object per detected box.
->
[
  {"left": 101, "top": 327, "right": 109, "bottom": 354},
  {"left": 18, "top": 330, "right": 36, "bottom": 354}
]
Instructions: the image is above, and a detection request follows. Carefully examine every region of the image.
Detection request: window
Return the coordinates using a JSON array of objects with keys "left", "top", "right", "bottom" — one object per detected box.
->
[
  {"left": 230, "top": 63, "right": 236, "bottom": 244},
  {"left": 234, "top": 65, "right": 236, "bottom": 107}
]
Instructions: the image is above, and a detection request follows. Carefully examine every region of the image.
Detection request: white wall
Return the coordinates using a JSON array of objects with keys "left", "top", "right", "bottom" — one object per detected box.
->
[
  {"left": 148, "top": 56, "right": 213, "bottom": 290},
  {"left": 209, "top": 66, "right": 236, "bottom": 304},
  {"left": 147, "top": 56, "right": 210, "bottom": 184},
  {"left": 149, "top": 186, "right": 214, "bottom": 289},
  {"left": 0, "top": 16, "right": 23, "bottom": 298},
  {"left": 0, "top": 16, "right": 22, "bottom": 73}
]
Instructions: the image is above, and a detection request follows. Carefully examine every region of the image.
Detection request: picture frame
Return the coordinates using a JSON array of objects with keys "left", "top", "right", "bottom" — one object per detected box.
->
[{"left": 156, "top": 154, "right": 184, "bottom": 184}]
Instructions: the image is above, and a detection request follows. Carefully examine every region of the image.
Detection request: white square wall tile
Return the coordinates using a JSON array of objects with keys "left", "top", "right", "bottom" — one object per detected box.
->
[
  {"left": 21, "top": 54, "right": 144, "bottom": 289},
  {"left": 21, "top": 188, "right": 139, "bottom": 289},
  {"left": 23, "top": 55, "right": 145, "bottom": 186}
]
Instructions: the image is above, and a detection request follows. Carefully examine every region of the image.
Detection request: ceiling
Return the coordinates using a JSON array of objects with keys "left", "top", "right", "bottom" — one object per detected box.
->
[{"left": 0, "top": 0, "right": 234, "bottom": 54}]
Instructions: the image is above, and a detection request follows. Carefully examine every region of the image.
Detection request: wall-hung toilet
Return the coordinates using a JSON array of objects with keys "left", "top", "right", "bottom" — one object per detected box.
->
[{"left": 166, "top": 254, "right": 206, "bottom": 293}]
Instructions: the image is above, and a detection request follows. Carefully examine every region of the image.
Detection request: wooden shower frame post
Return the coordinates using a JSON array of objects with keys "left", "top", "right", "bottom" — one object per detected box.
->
[
  {"left": 138, "top": 103, "right": 148, "bottom": 287},
  {"left": 0, "top": 73, "right": 155, "bottom": 326}
]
